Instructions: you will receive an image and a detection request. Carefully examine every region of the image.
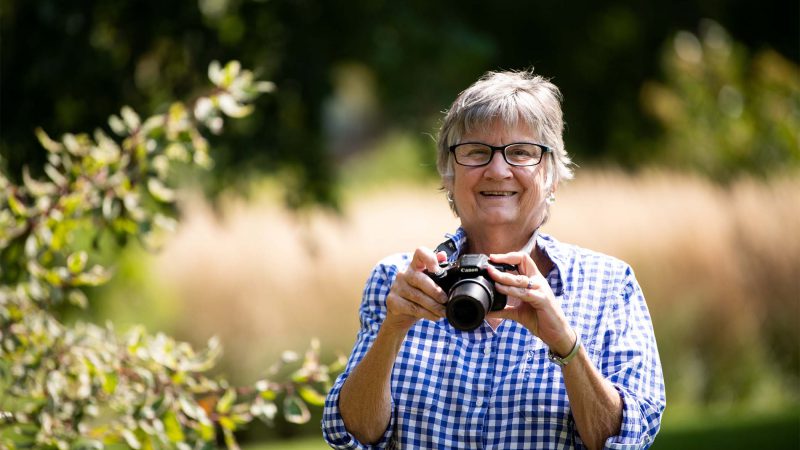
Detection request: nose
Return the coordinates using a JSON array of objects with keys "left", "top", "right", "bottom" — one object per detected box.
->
[{"left": 483, "top": 149, "right": 513, "bottom": 179}]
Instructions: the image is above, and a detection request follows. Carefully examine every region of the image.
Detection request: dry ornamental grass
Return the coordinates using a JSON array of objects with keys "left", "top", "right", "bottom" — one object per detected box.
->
[{"left": 152, "top": 169, "right": 799, "bottom": 407}]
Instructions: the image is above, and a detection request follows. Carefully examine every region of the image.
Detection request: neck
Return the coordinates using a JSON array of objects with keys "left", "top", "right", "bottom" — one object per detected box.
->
[{"left": 464, "top": 225, "right": 537, "bottom": 255}]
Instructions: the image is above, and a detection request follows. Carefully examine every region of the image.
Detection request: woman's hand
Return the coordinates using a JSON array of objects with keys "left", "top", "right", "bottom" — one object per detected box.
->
[
  {"left": 383, "top": 247, "right": 448, "bottom": 332},
  {"left": 486, "top": 252, "right": 576, "bottom": 355}
]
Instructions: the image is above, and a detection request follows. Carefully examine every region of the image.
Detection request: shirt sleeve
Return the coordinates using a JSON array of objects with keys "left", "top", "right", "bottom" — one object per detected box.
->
[
  {"left": 599, "top": 265, "right": 666, "bottom": 450},
  {"left": 322, "top": 257, "right": 406, "bottom": 449}
]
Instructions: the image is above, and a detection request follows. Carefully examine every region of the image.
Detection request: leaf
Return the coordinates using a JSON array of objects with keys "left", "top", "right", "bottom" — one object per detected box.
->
[
  {"left": 35, "top": 127, "right": 63, "bottom": 152},
  {"left": 23, "top": 166, "right": 57, "bottom": 196},
  {"left": 216, "top": 388, "right": 236, "bottom": 414},
  {"left": 147, "top": 178, "right": 176, "bottom": 203},
  {"left": 121, "top": 429, "right": 141, "bottom": 449},
  {"left": 282, "top": 394, "right": 311, "bottom": 424},
  {"left": 67, "top": 289, "right": 88, "bottom": 308},
  {"left": 7, "top": 193, "right": 28, "bottom": 217},
  {"left": 222, "top": 427, "right": 240, "bottom": 450},
  {"left": 163, "top": 410, "right": 185, "bottom": 443},
  {"left": 298, "top": 385, "right": 327, "bottom": 407},
  {"left": 102, "top": 370, "right": 118, "bottom": 394},
  {"left": 255, "top": 81, "right": 276, "bottom": 93},
  {"left": 218, "top": 416, "right": 235, "bottom": 432},
  {"left": 44, "top": 164, "right": 68, "bottom": 187},
  {"left": 179, "top": 396, "right": 205, "bottom": 421},
  {"left": 208, "top": 60, "right": 223, "bottom": 85},
  {"left": 67, "top": 251, "right": 88, "bottom": 274},
  {"left": 222, "top": 60, "right": 241, "bottom": 86},
  {"left": 217, "top": 94, "right": 253, "bottom": 118},
  {"left": 120, "top": 106, "right": 141, "bottom": 130},
  {"left": 108, "top": 114, "right": 127, "bottom": 135},
  {"left": 194, "top": 97, "right": 214, "bottom": 121}
]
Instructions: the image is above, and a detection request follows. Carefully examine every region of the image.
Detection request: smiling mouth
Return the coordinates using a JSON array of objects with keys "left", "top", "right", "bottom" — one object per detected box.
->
[{"left": 480, "top": 191, "right": 517, "bottom": 197}]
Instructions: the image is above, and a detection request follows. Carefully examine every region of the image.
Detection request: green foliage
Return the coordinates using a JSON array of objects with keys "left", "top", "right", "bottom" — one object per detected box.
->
[
  {"left": 641, "top": 20, "right": 800, "bottom": 181},
  {"left": 3, "top": 1, "right": 796, "bottom": 207},
  {"left": 0, "top": 61, "right": 343, "bottom": 450}
]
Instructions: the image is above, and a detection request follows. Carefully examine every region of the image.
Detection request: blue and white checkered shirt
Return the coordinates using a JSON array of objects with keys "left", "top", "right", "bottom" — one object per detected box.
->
[{"left": 322, "top": 228, "right": 665, "bottom": 449}]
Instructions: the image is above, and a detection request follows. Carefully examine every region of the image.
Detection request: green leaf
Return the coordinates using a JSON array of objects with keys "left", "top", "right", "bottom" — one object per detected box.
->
[
  {"left": 163, "top": 410, "right": 185, "bottom": 443},
  {"left": 298, "top": 385, "right": 326, "bottom": 407},
  {"left": 67, "top": 289, "right": 88, "bottom": 308},
  {"left": 102, "top": 370, "right": 118, "bottom": 394},
  {"left": 7, "top": 193, "right": 28, "bottom": 217},
  {"left": 282, "top": 394, "right": 310, "bottom": 424},
  {"left": 216, "top": 388, "right": 236, "bottom": 414},
  {"left": 197, "top": 421, "right": 215, "bottom": 442},
  {"left": 222, "top": 427, "right": 240, "bottom": 450},
  {"left": 218, "top": 415, "right": 235, "bottom": 431},
  {"left": 67, "top": 251, "right": 88, "bottom": 274}
]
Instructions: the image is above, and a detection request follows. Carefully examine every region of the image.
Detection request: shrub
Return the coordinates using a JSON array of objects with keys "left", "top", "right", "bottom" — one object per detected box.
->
[{"left": 0, "top": 61, "right": 341, "bottom": 450}]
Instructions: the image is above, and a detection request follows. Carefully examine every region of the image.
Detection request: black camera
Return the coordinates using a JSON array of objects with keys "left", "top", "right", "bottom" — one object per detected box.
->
[{"left": 427, "top": 254, "right": 517, "bottom": 331}]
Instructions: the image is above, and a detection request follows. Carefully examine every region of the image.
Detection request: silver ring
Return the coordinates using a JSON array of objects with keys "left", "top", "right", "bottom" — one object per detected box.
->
[{"left": 526, "top": 278, "right": 535, "bottom": 290}]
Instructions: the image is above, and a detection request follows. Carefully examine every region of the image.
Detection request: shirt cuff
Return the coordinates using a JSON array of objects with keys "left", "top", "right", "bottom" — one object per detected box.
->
[
  {"left": 602, "top": 386, "right": 656, "bottom": 450},
  {"left": 322, "top": 377, "right": 396, "bottom": 450}
]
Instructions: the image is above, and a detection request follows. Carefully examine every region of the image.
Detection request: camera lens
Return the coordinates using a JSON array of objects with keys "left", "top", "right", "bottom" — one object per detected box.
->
[{"left": 446, "top": 277, "right": 493, "bottom": 331}]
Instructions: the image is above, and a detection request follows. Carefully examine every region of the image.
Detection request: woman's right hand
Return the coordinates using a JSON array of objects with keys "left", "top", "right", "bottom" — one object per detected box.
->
[{"left": 383, "top": 247, "right": 449, "bottom": 332}]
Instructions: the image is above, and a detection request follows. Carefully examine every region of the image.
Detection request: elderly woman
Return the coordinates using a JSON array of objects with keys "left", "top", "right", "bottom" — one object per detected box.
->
[{"left": 322, "top": 70, "right": 665, "bottom": 449}]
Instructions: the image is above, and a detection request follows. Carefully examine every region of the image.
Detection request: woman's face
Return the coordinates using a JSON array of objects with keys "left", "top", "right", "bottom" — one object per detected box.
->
[{"left": 450, "top": 120, "right": 551, "bottom": 237}]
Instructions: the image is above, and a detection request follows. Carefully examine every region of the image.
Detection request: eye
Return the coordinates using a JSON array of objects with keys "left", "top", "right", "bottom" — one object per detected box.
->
[
  {"left": 506, "top": 144, "right": 540, "bottom": 162},
  {"left": 457, "top": 144, "right": 491, "bottom": 158}
]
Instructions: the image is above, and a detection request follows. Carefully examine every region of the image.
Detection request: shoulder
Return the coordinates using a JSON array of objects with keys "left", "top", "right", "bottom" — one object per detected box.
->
[{"left": 541, "top": 233, "right": 637, "bottom": 287}]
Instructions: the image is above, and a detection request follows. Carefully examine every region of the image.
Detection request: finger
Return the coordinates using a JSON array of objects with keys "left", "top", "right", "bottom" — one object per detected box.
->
[
  {"left": 387, "top": 291, "right": 444, "bottom": 321},
  {"left": 410, "top": 247, "right": 442, "bottom": 273},
  {"left": 495, "top": 282, "right": 550, "bottom": 307},
  {"left": 487, "top": 264, "right": 538, "bottom": 288},
  {"left": 490, "top": 251, "right": 541, "bottom": 277},
  {"left": 401, "top": 284, "right": 448, "bottom": 316},
  {"left": 403, "top": 270, "right": 448, "bottom": 304}
]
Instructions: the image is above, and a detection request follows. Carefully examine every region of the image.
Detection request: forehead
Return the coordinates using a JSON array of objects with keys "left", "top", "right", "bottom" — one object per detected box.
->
[{"left": 460, "top": 118, "right": 541, "bottom": 143}]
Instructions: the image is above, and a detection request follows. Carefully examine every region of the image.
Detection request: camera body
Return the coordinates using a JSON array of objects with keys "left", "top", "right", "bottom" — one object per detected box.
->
[{"left": 427, "top": 254, "right": 516, "bottom": 331}]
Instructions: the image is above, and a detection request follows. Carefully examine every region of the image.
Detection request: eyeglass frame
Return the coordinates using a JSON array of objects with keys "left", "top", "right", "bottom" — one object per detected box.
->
[{"left": 448, "top": 142, "right": 552, "bottom": 167}]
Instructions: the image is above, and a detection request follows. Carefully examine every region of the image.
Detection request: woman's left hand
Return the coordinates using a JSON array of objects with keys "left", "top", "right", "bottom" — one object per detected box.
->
[{"left": 486, "top": 252, "right": 576, "bottom": 356}]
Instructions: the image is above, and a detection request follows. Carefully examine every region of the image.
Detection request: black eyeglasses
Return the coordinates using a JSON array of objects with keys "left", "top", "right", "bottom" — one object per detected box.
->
[{"left": 449, "top": 142, "right": 552, "bottom": 167}]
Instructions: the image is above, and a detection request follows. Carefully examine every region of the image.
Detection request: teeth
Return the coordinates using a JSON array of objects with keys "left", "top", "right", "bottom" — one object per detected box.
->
[{"left": 481, "top": 191, "right": 514, "bottom": 196}]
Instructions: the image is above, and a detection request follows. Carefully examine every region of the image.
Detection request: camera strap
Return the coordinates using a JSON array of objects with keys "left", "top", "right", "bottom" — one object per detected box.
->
[
  {"left": 434, "top": 230, "right": 539, "bottom": 262},
  {"left": 434, "top": 238, "right": 458, "bottom": 262}
]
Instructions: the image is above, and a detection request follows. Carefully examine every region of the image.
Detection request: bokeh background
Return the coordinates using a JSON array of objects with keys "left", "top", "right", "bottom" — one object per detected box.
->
[{"left": 2, "top": 0, "right": 798, "bottom": 448}]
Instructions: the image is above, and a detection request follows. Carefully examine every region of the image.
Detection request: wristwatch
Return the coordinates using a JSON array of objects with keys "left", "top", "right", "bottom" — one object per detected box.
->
[{"left": 547, "top": 332, "right": 582, "bottom": 367}]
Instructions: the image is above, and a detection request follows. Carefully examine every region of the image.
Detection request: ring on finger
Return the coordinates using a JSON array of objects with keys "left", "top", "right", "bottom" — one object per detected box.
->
[{"left": 526, "top": 278, "right": 535, "bottom": 290}]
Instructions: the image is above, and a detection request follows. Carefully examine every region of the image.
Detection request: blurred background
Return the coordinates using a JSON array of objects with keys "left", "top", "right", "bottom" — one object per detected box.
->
[{"left": 1, "top": 0, "right": 798, "bottom": 448}]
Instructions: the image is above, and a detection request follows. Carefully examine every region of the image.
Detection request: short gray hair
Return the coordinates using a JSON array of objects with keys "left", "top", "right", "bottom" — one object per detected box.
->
[{"left": 437, "top": 70, "right": 574, "bottom": 192}]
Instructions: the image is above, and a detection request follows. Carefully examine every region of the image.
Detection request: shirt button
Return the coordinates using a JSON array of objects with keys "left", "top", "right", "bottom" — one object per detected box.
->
[
  {"left": 484, "top": 346, "right": 491, "bottom": 356},
  {"left": 476, "top": 398, "right": 484, "bottom": 407}
]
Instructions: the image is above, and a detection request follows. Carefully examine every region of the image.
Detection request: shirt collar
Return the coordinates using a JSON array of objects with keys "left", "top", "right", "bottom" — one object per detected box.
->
[{"left": 443, "top": 226, "right": 568, "bottom": 285}]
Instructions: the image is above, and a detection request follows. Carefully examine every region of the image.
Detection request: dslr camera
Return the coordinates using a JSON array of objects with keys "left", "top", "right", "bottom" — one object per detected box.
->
[{"left": 427, "top": 254, "right": 517, "bottom": 331}]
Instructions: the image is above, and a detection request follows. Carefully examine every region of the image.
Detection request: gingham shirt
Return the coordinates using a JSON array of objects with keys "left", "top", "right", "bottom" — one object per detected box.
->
[{"left": 322, "top": 228, "right": 665, "bottom": 449}]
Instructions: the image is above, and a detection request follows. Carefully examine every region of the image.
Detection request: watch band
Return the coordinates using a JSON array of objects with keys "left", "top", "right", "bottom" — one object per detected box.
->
[{"left": 547, "top": 332, "right": 582, "bottom": 367}]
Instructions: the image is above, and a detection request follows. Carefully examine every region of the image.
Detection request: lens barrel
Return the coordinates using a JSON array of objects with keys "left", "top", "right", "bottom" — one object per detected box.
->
[{"left": 446, "top": 277, "right": 493, "bottom": 331}]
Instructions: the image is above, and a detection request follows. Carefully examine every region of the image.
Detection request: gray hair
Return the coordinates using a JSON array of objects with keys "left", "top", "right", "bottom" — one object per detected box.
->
[{"left": 437, "top": 70, "right": 574, "bottom": 196}]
